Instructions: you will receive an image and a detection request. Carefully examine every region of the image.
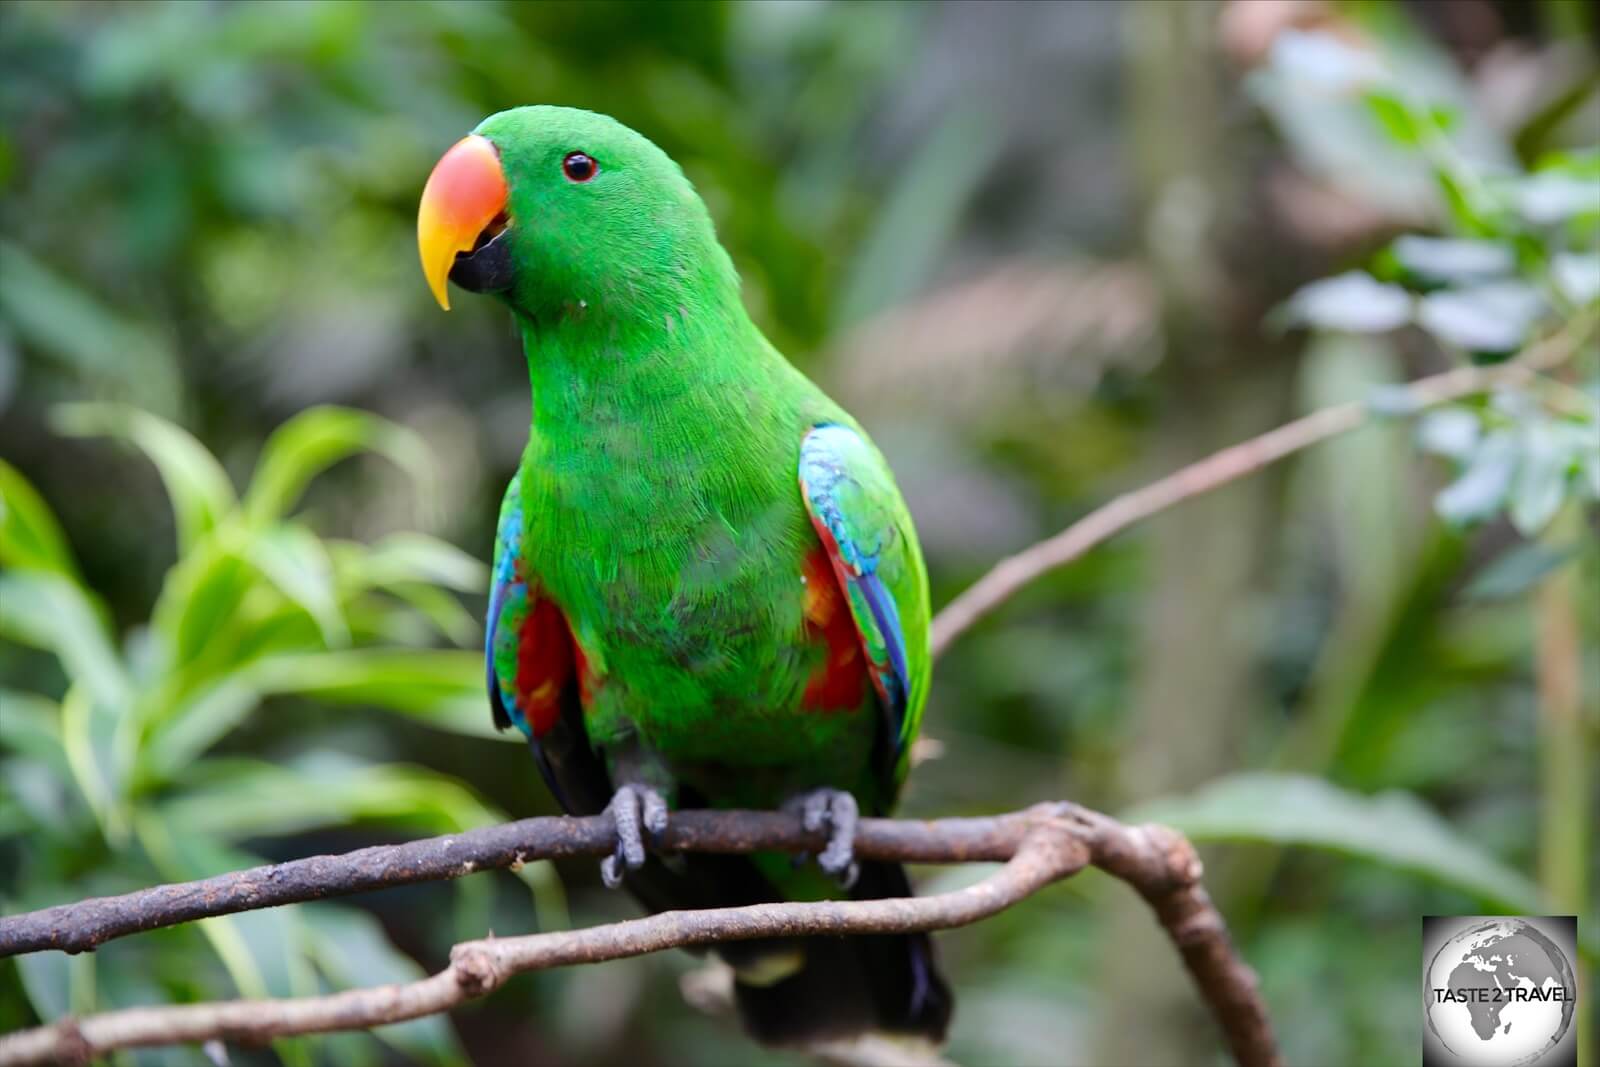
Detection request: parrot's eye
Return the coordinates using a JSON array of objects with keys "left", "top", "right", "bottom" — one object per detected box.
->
[{"left": 562, "top": 152, "right": 598, "bottom": 183}]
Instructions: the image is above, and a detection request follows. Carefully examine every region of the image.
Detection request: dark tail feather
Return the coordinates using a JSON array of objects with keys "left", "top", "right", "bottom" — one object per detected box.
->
[{"left": 731, "top": 861, "right": 954, "bottom": 1047}]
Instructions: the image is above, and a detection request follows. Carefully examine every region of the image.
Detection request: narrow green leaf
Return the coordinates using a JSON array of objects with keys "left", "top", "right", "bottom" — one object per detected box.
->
[
  {"left": 352, "top": 533, "right": 489, "bottom": 593},
  {"left": 160, "top": 756, "right": 494, "bottom": 839},
  {"left": 13, "top": 949, "right": 71, "bottom": 1021},
  {"left": 0, "top": 570, "right": 129, "bottom": 709},
  {"left": 52, "top": 403, "right": 236, "bottom": 553},
  {"left": 137, "top": 675, "right": 261, "bottom": 785},
  {"left": 243, "top": 406, "right": 435, "bottom": 524},
  {"left": 1124, "top": 773, "right": 1544, "bottom": 912},
  {"left": 375, "top": 582, "right": 481, "bottom": 646},
  {"left": 0, "top": 458, "right": 78, "bottom": 577},
  {"left": 248, "top": 649, "right": 504, "bottom": 739},
  {"left": 243, "top": 524, "right": 350, "bottom": 647},
  {"left": 0, "top": 689, "right": 67, "bottom": 776},
  {"left": 1464, "top": 542, "right": 1580, "bottom": 601},
  {"left": 150, "top": 536, "right": 255, "bottom": 670},
  {"left": 60, "top": 686, "right": 128, "bottom": 844}
]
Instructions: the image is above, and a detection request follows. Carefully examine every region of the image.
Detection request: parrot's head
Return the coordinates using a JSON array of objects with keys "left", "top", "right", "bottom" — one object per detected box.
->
[{"left": 416, "top": 105, "right": 734, "bottom": 319}]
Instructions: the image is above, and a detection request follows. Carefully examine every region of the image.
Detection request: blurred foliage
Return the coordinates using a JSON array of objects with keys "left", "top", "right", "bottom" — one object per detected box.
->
[
  {"left": 0, "top": 405, "right": 582, "bottom": 1065},
  {"left": 1, "top": 2, "right": 1597, "bottom": 1066}
]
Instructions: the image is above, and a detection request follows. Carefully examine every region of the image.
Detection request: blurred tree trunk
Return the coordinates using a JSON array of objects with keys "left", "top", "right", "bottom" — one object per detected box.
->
[{"left": 1094, "top": 3, "right": 1303, "bottom": 1062}]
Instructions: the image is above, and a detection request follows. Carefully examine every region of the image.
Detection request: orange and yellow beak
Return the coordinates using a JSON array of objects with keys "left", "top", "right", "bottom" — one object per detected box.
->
[{"left": 417, "top": 134, "right": 508, "bottom": 310}]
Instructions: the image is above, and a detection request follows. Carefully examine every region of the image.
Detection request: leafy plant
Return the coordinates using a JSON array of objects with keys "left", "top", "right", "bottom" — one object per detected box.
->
[
  {"left": 1264, "top": 29, "right": 1599, "bottom": 539},
  {"left": 0, "top": 404, "right": 549, "bottom": 1065}
]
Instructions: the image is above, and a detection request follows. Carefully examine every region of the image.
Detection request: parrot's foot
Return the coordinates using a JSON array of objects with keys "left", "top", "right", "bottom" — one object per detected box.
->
[
  {"left": 786, "top": 788, "right": 860, "bottom": 889},
  {"left": 600, "top": 784, "right": 669, "bottom": 889}
]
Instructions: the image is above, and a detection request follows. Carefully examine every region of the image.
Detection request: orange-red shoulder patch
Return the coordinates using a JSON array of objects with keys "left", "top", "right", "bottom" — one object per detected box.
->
[
  {"left": 516, "top": 599, "right": 575, "bottom": 736},
  {"left": 801, "top": 548, "right": 866, "bottom": 711}
]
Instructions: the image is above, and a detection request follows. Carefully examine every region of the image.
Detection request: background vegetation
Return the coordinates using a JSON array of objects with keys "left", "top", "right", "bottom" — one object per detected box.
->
[{"left": 1, "top": 2, "right": 1596, "bottom": 1065}]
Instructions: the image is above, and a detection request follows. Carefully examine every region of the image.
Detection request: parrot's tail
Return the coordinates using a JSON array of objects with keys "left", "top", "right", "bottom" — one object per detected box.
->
[{"left": 725, "top": 861, "right": 954, "bottom": 1048}]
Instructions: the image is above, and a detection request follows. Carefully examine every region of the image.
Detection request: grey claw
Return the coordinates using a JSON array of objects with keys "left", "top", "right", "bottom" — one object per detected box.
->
[
  {"left": 600, "top": 852, "right": 625, "bottom": 889},
  {"left": 641, "top": 787, "right": 669, "bottom": 842},
  {"left": 602, "top": 784, "right": 667, "bottom": 888},
  {"left": 788, "top": 788, "right": 859, "bottom": 889}
]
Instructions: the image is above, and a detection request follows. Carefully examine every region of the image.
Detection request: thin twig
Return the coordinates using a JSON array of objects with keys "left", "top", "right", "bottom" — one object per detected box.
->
[
  {"left": 929, "top": 316, "right": 1595, "bottom": 657},
  {"left": 0, "top": 803, "right": 1281, "bottom": 1067}
]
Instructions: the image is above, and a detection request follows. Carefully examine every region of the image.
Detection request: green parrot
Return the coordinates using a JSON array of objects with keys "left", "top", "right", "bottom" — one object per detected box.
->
[{"left": 417, "top": 106, "right": 951, "bottom": 1048}]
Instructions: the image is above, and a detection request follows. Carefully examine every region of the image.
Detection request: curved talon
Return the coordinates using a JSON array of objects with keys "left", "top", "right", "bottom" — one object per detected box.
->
[
  {"left": 602, "top": 784, "right": 668, "bottom": 888},
  {"left": 600, "top": 851, "right": 626, "bottom": 890},
  {"left": 787, "top": 788, "right": 860, "bottom": 889},
  {"left": 641, "top": 787, "right": 669, "bottom": 843}
]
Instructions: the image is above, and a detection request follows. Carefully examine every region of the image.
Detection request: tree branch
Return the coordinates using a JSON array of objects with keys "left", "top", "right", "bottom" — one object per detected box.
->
[
  {"left": 0, "top": 803, "right": 1280, "bottom": 1067},
  {"left": 929, "top": 316, "right": 1595, "bottom": 657}
]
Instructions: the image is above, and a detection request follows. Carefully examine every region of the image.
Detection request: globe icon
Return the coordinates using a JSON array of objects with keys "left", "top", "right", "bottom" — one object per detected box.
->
[{"left": 1425, "top": 918, "right": 1576, "bottom": 1066}]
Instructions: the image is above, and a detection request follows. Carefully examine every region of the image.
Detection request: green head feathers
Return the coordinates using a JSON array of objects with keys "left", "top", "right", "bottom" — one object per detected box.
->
[{"left": 420, "top": 105, "right": 739, "bottom": 324}]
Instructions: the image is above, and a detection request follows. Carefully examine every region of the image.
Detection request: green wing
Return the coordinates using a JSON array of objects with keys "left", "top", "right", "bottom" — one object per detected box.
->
[{"left": 798, "top": 423, "right": 931, "bottom": 794}]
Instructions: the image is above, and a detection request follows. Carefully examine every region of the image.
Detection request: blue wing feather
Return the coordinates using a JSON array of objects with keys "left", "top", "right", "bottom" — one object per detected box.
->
[{"left": 798, "top": 423, "right": 925, "bottom": 779}]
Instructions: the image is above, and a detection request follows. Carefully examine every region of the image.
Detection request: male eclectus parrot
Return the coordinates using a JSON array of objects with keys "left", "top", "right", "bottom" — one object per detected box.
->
[{"left": 416, "top": 106, "right": 951, "bottom": 1049}]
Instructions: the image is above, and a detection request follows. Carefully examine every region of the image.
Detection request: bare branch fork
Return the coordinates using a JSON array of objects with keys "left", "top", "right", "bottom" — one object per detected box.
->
[
  {"left": 5, "top": 322, "right": 1586, "bottom": 1067},
  {"left": 0, "top": 805, "right": 1279, "bottom": 1067}
]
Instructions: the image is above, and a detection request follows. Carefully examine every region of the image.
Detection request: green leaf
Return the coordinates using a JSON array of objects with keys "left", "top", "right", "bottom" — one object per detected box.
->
[
  {"left": 372, "top": 582, "right": 481, "bottom": 647},
  {"left": 0, "top": 458, "right": 78, "bottom": 577},
  {"left": 1286, "top": 272, "right": 1412, "bottom": 333},
  {"left": 150, "top": 536, "right": 256, "bottom": 669},
  {"left": 1515, "top": 171, "right": 1600, "bottom": 225},
  {"left": 60, "top": 685, "right": 129, "bottom": 843},
  {"left": 137, "top": 675, "right": 261, "bottom": 785},
  {"left": 243, "top": 405, "right": 435, "bottom": 525},
  {"left": 1508, "top": 420, "right": 1568, "bottom": 535},
  {"left": 1124, "top": 773, "right": 1544, "bottom": 912},
  {"left": 348, "top": 533, "right": 489, "bottom": 593},
  {"left": 248, "top": 649, "right": 503, "bottom": 738},
  {"left": 1364, "top": 90, "right": 1425, "bottom": 147},
  {"left": 159, "top": 756, "right": 495, "bottom": 839},
  {"left": 52, "top": 403, "right": 236, "bottom": 553},
  {"left": 0, "top": 689, "right": 68, "bottom": 777},
  {"left": 1550, "top": 252, "right": 1600, "bottom": 306},
  {"left": 0, "top": 570, "right": 129, "bottom": 710},
  {"left": 1390, "top": 236, "right": 1513, "bottom": 284},
  {"left": 1414, "top": 407, "right": 1481, "bottom": 459},
  {"left": 1435, "top": 428, "right": 1517, "bottom": 524},
  {"left": 13, "top": 948, "right": 71, "bottom": 1021},
  {"left": 1464, "top": 542, "right": 1580, "bottom": 601},
  {"left": 243, "top": 523, "right": 350, "bottom": 647},
  {"left": 1416, "top": 283, "right": 1545, "bottom": 354}
]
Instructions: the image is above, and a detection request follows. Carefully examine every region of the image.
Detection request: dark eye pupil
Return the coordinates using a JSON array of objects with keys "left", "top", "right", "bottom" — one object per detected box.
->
[{"left": 563, "top": 152, "right": 597, "bottom": 182}]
